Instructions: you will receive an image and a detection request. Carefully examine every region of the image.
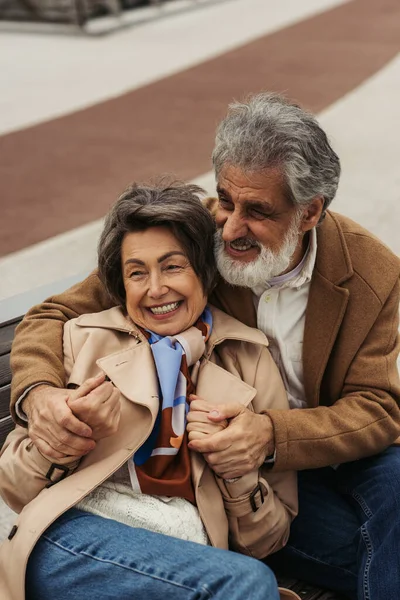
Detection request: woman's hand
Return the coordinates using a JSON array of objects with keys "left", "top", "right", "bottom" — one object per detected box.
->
[
  {"left": 67, "top": 375, "right": 121, "bottom": 442},
  {"left": 186, "top": 394, "right": 228, "bottom": 441},
  {"left": 188, "top": 402, "right": 275, "bottom": 480}
]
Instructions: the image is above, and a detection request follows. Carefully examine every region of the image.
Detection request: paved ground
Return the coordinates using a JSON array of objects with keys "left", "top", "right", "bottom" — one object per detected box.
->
[{"left": 0, "top": 0, "right": 399, "bottom": 535}]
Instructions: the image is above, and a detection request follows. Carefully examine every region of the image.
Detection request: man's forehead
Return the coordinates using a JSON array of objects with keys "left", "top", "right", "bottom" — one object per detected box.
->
[{"left": 217, "top": 165, "right": 287, "bottom": 206}]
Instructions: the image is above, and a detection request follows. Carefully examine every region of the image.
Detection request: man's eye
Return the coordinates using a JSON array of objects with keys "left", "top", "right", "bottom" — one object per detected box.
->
[
  {"left": 218, "top": 197, "right": 233, "bottom": 210},
  {"left": 249, "top": 209, "right": 270, "bottom": 220}
]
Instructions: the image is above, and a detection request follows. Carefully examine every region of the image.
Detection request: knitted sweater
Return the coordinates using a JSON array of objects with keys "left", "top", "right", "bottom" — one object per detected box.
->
[{"left": 76, "top": 462, "right": 209, "bottom": 545}]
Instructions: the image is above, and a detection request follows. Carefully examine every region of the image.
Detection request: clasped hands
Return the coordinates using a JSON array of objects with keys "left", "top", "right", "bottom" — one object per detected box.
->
[{"left": 23, "top": 377, "right": 275, "bottom": 479}]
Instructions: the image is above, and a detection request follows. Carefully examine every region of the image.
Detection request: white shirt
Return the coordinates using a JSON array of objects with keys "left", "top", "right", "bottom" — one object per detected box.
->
[{"left": 252, "top": 228, "right": 317, "bottom": 409}]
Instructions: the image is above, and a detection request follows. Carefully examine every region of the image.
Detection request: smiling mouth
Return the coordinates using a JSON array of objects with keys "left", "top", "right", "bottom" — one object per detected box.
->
[
  {"left": 228, "top": 238, "right": 259, "bottom": 252},
  {"left": 148, "top": 301, "right": 181, "bottom": 315}
]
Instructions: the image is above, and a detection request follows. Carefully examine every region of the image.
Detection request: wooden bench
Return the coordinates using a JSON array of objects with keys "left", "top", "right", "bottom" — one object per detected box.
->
[
  {"left": 0, "top": 0, "right": 206, "bottom": 30},
  {"left": 0, "top": 315, "right": 344, "bottom": 600},
  {"left": 0, "top": 316, "right": 21, "bottom": 445}
]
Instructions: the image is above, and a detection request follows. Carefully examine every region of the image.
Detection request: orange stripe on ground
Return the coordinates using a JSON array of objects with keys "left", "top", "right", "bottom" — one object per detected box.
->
[{"left": 1, "top": 0, "right": 399, "bottom": 256}]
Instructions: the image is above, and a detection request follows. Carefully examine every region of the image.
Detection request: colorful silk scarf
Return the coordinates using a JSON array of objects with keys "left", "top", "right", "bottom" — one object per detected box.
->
[{"left": 128, "top": 307, "right": 212, "bottom": 503}]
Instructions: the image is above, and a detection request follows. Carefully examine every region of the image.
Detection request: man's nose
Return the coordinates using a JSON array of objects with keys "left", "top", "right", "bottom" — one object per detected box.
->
[{"left": 221, "top": 212, "right": 248, "bottom": 242}]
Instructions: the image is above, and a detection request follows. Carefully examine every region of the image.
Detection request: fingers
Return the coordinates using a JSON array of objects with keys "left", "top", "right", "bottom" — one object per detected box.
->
[
  {"left": 56, "top": 403, "right": 93, "bottom": 438},
  {"left": 68, "top": 381, "right": 117, "bottom": 416},
  {"left": 188, "top": 427, "right": 231, "bottom": 454},
  {"left": 188, "top": 397, "right": 245, "bottom": 424},
  {"left": 187, "top": 420, "right": 227, "bottom": 436},
  {"left": 30, "top": 427, "right": 95, "bottom": 460},
  {"left": 68, "top": 372, "right": 106, "bottom": 402},
  {"left": 187, "top": 431, "right": 209, "bottom": 442},
  {"left": 206, "top": 402, "right": 245, "bottom": 422},
  {"left": 68, "top": 383, "right": 121, "bottom": 441},
  {"left": 189, "top": 410, "right": 274, "bottom": 479},
  {"left": 25, "top": 385, "right": 95, "bottom": 458}
]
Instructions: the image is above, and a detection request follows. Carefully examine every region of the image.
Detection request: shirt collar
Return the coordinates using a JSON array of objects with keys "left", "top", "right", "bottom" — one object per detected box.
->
[{"left": 252, "top": 228, "right": 317, "bottom": 296}]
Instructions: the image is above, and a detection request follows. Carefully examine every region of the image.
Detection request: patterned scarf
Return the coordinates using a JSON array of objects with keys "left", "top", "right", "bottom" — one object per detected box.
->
[{"left": 128, "top": 307, "right": 212, "bottom": 503}]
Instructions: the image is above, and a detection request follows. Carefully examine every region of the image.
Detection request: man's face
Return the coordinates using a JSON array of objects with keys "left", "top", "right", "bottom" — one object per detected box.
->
[{"left": 214, "top": 165, "right": 304, "bottom": 287}]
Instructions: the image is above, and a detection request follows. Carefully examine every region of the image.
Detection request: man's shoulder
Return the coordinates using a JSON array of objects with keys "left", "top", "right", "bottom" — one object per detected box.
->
[{"left": 319, "top": 212, "right": 400, "bottom": 299}]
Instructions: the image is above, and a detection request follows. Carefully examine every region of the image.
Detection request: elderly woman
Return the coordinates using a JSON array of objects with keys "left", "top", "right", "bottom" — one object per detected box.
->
[{"left": 0, "top": 181, "right": 298, "bottom": 600}]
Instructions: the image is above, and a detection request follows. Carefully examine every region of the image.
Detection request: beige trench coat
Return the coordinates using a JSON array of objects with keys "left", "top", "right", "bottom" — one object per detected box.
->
[
  {"left": 10, "top": 211, "right": 400, "bottom": 471},
  {"left": 0, "top": 306, "right": 299, "bottom": 600}
]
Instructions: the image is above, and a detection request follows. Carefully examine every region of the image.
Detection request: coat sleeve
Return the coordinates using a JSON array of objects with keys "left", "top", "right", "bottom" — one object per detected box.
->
[
  {"left": 10, "top": 271, "right": 113, "bottom": 425},
  {"left": 216, "top": 346, "right": 298, "bottom": 558},
  {"left": 268, "top": 278, "right": 400, "bottom": 471},
  {"left": 0, "top": 426, "right": 80, "bottom": 513},
  {"left": 0, "top": 322, "right": 81, "bottom": 513}
]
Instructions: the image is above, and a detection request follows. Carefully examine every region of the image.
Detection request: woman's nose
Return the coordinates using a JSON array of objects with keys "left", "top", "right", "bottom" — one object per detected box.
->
[{"left": 148, "top": 273, "right": 168, "bottom": 298}]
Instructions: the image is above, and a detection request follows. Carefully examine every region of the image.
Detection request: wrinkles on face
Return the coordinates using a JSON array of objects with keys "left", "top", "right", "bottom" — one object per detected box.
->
[{"left": 214, "top": 166, "right": 305, "bottom": 285}]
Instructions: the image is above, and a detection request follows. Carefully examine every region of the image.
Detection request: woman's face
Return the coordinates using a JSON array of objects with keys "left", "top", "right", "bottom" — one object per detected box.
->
[{"left": 121, "top": 226, "right": 207, "bottom": 336}]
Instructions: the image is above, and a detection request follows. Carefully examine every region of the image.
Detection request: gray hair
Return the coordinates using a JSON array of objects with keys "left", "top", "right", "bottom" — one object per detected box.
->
[
  {"left": 98, "top": 179, "right": 217, "bottom": 305},
  {"left": 212, "top": 92, "right": 341, "bottom": 218}
]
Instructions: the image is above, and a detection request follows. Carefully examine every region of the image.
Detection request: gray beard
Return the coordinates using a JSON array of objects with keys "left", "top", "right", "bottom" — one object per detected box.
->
[{"left": 214, "top": 215, "right": 302, "bottom": 288}]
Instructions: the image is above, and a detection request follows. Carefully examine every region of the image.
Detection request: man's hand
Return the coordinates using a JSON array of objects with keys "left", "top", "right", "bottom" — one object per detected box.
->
[
  {"left": 186, "top": 394, "right": 228, "bottom": 441},
  {"left": 188, "top": 402, "right": 275, "bottom": 479},
  {"left": 23, "top": 373, "right": 112, "bottom": 459},
  {"left": 67, "top": 379, "right": 120, "bottom": 442}
]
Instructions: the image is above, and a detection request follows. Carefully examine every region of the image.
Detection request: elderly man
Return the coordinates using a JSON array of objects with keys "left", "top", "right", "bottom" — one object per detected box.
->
[{"left": 10, "top": 93, "right": 400, "bottom": 599}]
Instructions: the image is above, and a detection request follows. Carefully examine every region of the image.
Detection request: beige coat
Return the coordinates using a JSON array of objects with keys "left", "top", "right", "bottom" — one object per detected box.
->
[
  {"left": 0, "top": 306, "right": 298, "bottom": 600},
  {"left": 10, "top": 211, "right": 400, "bottom": 471}
]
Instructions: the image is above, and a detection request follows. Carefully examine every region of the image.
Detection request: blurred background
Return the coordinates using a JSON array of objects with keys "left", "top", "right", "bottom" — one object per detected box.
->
[
  {"left": 0, "top": 0, "right": 399, "bottom": 313},
  {"left": 0, "top": 0, "right": 399, "bottom": 538}
]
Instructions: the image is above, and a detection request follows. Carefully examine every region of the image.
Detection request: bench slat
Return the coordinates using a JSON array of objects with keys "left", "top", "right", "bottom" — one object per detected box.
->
[
  {"left": 0, "top": 353, "right": 11, "bottom": 388},
  {"left": 0, "top": 416, "right": 14, "bottom": 446},
  {"left": 0, "top": 385, "right": 11, "bottom": 420},
  {"left": 0, "top": 319, "right": 20, "bottom": 357}
]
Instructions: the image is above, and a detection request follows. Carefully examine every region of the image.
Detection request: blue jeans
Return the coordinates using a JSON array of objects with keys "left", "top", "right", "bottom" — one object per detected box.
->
[
  {"left": 26, "top": 508, "right": 279, "bottom": 600},
  {"left": 265, "top": 446, "right": 400, "bottom": 600}
]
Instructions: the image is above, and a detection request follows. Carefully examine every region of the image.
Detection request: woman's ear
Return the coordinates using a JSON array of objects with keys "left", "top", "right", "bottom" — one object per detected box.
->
[{"left": 300, "top": 197, "right": 324, "bottom": 232}]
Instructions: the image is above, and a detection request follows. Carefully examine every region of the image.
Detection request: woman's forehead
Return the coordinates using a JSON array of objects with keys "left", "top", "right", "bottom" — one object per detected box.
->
[{"left": 121, "top": 227, "right": 186, "bottom": 261}]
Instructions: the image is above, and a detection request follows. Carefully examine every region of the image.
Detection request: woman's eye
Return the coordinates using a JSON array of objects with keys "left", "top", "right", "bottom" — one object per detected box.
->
[
  {"left": 129, "top": 271, "right": 145, "bottom": 278},
  {"left": 166, "top": 264, "right": 182, "bottom": 271}
]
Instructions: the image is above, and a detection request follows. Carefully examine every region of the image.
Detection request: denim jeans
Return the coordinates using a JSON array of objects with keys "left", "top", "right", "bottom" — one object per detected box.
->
[
  {"left": 265, "top": 446, "right": 400, "bottom": 600},
  {"left": 26, "top": 508, "right": 279, "bottom": 600}
]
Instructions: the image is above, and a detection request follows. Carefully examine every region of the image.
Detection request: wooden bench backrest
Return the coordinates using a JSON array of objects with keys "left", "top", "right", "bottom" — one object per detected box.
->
[{"left": 0, "top": 317, "right": 21, "bottom": 448}]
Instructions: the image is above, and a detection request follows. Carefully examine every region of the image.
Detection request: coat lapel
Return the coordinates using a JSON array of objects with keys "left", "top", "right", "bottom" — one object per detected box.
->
[
  {"left": 96, "top": 343, "right": 160, "bottom": 413},
  {"left": 191, "top": 360, "right": 257, "bottom": 484},
  {"left": 77, "top": 344, "right": 161, "bottom": 467},
  {"left": 303, "top": 212, "right": 353, "bottom": 407},
  {"left": 303, "top": 272, "right": 349, "bottom": 407}
]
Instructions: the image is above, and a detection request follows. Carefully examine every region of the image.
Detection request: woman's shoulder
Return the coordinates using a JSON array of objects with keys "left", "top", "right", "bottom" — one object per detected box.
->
[{"left": 67, "top": 306, "right": 132, "bottom": 332}]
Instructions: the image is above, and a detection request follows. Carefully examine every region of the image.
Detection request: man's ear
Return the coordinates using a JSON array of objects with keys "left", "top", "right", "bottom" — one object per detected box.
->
[{"left": 300, "top": 197, "right": 324, "bottom": 232}]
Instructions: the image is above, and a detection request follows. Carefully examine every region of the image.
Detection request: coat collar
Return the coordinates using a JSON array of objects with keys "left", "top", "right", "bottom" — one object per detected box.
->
[
  {"left": 314, "top": 211, "right": 353, "bottom": 284},
  {"left": 74, "top": 304, "right": 269, "bottom": 352}
]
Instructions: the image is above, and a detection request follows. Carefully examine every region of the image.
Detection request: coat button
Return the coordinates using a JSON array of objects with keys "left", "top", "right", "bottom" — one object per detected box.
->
[{"left": 8, "top": 525, "right": 18, "bottom": 540}]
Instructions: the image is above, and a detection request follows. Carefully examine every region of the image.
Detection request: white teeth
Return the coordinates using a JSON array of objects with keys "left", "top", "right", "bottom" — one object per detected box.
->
[
  {"left": 149, "top": 302, "right": 180, "bottom": 315},
  {"left": 230, "top": 240, "right": 254, "bottom": 251}
]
